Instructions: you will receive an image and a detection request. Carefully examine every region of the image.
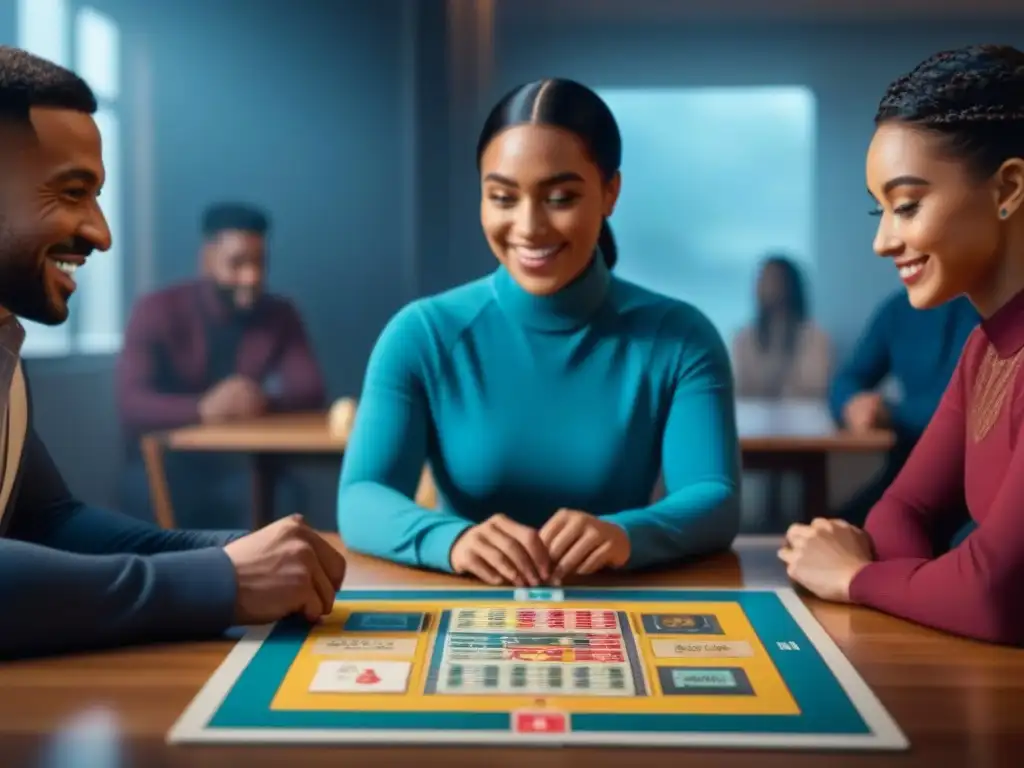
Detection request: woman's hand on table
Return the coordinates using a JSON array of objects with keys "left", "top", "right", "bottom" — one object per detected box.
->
[
  {"left": 778, "top": 518, "right": 874, "bottom": 602},
  {"left": 539, "top": 509, "right": 631, "bottom": 585},
  {"left": 449, "top": 514, "right": 552, "bottom": 587}
]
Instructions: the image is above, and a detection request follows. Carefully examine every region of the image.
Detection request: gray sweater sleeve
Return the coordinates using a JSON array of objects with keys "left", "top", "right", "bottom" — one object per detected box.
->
[{"left": 0, "top": 429, "right": 243, "bottom": 659}]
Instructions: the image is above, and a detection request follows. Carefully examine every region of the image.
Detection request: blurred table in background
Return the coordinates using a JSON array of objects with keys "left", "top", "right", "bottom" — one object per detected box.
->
[
  {"left": 140, "top": 412, "right": 345, "bottom": 530},
  {"left": 736, "top": 399, "right": 894, "bottom": 525},
  {"left": 141, "top": 399, "right": 893, "bottom": 530}
]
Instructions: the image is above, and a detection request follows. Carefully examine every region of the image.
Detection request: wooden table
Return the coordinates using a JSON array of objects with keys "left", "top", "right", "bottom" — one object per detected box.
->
[
  {"left": 736, "top": 400, "right": 893, "bottom": 524},
  {"left": 139, "top": 413, "right": 348, "bottom": 529},
  {"left": 141, "top": 401, "right": 893, "bottom": 529},
  {"left": 1, "top": 536, "right": 1019, "bottom": 767}
]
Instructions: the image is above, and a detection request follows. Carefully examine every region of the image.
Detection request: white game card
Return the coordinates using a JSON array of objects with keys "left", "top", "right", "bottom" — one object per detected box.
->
[{"left": 309, "top": 661, "right": 411, "bottom": 694}]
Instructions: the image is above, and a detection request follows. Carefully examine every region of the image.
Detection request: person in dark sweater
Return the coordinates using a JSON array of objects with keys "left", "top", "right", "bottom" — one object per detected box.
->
[
  {"left": 115, "top": 204, "right": 326, "bottom": 528},
  {"left": 781, "top": 44, "right": 1024, "bottom": 645},
  {"left": 827, "top": 289, "right": 977, "bottom": 525},
  {"left": 0, "top": 46, "right": 344, "bottom": 659}
]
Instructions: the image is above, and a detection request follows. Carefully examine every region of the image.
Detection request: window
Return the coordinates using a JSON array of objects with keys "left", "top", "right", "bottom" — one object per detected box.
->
[
  {"left": 596, "top": 87, "right": 816, "bottom": 347},
  {"left": 16, "top": 0, "right": 123, "bottom": 357}
]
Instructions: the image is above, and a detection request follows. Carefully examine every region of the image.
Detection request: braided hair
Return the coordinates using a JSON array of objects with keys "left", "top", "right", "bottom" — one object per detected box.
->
[{"left": 875, "top": 44, "right": 1024, "bottom": 178}]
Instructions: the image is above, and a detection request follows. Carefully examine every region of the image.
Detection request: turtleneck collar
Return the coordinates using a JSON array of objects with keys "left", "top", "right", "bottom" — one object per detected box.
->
[
  {"left": 492, "top": 255, "right": 612, "bottom": 332},
  {"left": 981, "top": 286, "right": 1024, "bottom": 358}
]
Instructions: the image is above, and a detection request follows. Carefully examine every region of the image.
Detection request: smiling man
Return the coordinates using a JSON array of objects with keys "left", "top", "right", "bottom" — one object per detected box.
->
[
  {"left": 114, "top": 202, "right": 326, "bottom": 529},
  {"left": 0, "top": 55, "right": 110, "bottom": 322},
  {"left": 0, "top": 46, "right": 345, "bottom": 659}
]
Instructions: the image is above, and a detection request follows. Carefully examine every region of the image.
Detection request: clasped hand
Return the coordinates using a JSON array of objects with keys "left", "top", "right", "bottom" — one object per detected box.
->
[
  {"left": 450, "top": 510, "right": 631, "bottom": 587},
  {"left": 777, "top": 517, "right": 874, "bottom": 603},
  {"left": 198, "top": 375, "right": 267, "bottom": 423}
]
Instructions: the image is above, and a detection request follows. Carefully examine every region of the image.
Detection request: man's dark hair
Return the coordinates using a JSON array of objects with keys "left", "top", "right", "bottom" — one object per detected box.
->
[
  {"left": 0, "top": 60, "right": 36, "bottom": 173},
  {"left": 874, "top": 44, "right": 1024, "bottom": 179},
  {"left": 0, "top": 83, "right": 31, "bottom": 129},
  {"left": 0, "top": 45, "right": 96, "bottom": 114},
  {"left": 201, "top": 203, "right": 271, "bottom": 238}
]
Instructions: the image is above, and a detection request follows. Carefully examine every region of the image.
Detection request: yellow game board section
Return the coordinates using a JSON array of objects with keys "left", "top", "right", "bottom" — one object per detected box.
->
[{"left": 269, "top": 600, "right": 799, "bottom": 716}]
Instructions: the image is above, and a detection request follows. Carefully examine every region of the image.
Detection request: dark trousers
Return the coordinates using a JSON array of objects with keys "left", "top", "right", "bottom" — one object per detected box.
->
[{"left": 119, "top": 452, "right": 307, "bottom": 531}]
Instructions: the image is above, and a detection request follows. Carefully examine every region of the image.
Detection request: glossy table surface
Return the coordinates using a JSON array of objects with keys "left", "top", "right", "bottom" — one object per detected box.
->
[{"left": 2, "top": 536, "right": 1019, "bottom": 768}]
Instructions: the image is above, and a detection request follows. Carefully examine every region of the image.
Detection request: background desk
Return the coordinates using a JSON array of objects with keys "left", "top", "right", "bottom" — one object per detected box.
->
[
  {"left": 141, "top": 399, "right": 894, "bottom": 530},
  {"left": 736, "top": 399, "right": 893, "bottom": 524},
  {"left": 0, "top": 535, "right": 1017, "bottom": 767}
]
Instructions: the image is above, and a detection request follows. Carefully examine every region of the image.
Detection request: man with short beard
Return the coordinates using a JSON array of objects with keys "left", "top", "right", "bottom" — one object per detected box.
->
[{"left": 0, "top": 46, "right": 345, "bottom": 659}]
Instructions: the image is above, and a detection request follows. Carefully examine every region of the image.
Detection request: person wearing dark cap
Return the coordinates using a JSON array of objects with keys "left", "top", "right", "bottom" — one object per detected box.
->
[{"left": 115, "top": 202, "right": 326, "bottom": 528}]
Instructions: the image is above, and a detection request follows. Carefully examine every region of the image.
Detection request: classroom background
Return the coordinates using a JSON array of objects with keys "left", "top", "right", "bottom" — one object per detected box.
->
[{"left": 2, "top": 0, "right": 1019, "bottom": 535}]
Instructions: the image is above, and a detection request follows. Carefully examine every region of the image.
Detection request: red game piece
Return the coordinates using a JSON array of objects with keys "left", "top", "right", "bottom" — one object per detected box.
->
[{"left": 356, "top": 668, "right": 381, "bottom": 685}]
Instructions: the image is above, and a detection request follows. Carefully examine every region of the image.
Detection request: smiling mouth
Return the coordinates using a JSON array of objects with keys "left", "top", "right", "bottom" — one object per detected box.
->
[
  {"left": 510, "top": 243, "right": 565, "bottom": 267},
  {"left": 45, "top": 253, "right": 86, "bottom": 278},
  {"left": 895, "top": 255, "right": 928, "bottom": 280}
]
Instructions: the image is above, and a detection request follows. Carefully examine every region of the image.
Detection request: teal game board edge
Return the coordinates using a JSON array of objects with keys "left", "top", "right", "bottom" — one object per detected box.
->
[{"left": 166, "top": 587, "right": 909, "bottom": 751}]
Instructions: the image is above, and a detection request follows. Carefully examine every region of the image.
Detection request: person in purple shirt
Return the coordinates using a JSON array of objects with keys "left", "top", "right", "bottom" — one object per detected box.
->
[
  {"left": 0, "top": 46, "right": 345, "bottom": 659},
  {"left": 115, "top": 203, "right": 326, "bottom": 528}
]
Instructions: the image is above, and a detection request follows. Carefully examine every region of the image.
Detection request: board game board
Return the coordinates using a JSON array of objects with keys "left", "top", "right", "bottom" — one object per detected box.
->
[{"left": 167, "top": 587, "right": 907, "bottom": 750}]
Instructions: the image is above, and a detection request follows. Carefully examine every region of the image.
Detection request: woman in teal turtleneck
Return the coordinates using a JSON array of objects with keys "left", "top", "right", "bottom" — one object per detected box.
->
[{"left": 337, "top": 79, "right": 741, "bottom": 586}]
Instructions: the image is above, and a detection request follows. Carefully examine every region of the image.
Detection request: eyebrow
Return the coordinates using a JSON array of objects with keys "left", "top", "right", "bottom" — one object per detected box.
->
[
  {"left": 483, "top": 171, "right": 585, "bottom": 188},
  {"left": 51, "top": 168, "right": 100, "bottom": 186},
  {"left": 882, "top": 175, "right": 930, "bottom": 194}
]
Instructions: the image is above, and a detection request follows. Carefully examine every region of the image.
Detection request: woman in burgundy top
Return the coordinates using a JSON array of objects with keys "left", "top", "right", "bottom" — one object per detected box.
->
[{"left": 778, "top": 44, "right": 1024, "bottom": 645}]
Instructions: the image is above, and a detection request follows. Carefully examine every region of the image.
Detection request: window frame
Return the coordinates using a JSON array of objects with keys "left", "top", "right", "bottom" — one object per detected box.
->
[{"left": 15, "top": 0, "right": 126, "bottom": 360}]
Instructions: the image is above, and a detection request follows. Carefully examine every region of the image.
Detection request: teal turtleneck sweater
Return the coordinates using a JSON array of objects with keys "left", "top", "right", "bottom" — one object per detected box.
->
[{"left": 336, "top": 257, "right": 741, "bottom": 573}]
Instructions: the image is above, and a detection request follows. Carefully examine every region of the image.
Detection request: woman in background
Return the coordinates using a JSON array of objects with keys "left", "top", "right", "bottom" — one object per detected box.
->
[
  {"left": 780, "top": 44, "right": 1024, "bottom": 645},
  {"left": 732, "top": 255, "right": 831, "bottom": 400},
  {"left": 337, "top": 78, "right": 741, "bottom": 587}
]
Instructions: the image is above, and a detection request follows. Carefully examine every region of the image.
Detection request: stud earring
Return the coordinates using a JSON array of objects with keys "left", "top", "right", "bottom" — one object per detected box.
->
[{"left": 1000, "top": 208, "right": 1009, "bottom": 218}]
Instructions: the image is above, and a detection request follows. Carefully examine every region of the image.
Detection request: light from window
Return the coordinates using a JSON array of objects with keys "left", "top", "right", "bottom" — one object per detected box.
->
[
  {"left": 16, "top": 0, "right": 72, "bottom": 355},
  {"left": 17, "top": 0, "right": 67, "bottom": 66},
  {"left": 596, "top": 86, "right": 816, "bottom": 346},
  {"left": 74, "top": 6, "right": 122, "bottom": 355},
  {"left": 77, "top": 107, "right": 121, "bottom": 353},
  {"left": 15, "top": 1, "right": 123, "bottom": 357},
  {"left": 74, "top": 6, "right": 119, "bottom": 101}
]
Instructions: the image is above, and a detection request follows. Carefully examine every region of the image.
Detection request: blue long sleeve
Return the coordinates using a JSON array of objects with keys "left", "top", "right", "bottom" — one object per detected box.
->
[
  {"left": 338, "top": 258, "right": 741, "bottom": 575},
  {"left": 828, "top": 301, "right": 892, "bottom": 425},
  {"left": 603, "top": 313, "right": 741, "bottom": 569},
  {"left": 887, "top": 386, "right": 946, "bottom": 440},
  {"left": 337, "top": 304, "right": 473, "bottom": 572},
  {"left": 828, "top": 292, "right": 978, "bottom": 442},
  {"left": 0, "top": 430, "right": 242, "bottom": 659}
]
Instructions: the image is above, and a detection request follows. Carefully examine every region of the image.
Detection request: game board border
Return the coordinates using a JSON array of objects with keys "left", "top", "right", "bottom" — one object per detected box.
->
[{"left": 166, "top": 587, "right": 908, "bottom": 750}]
